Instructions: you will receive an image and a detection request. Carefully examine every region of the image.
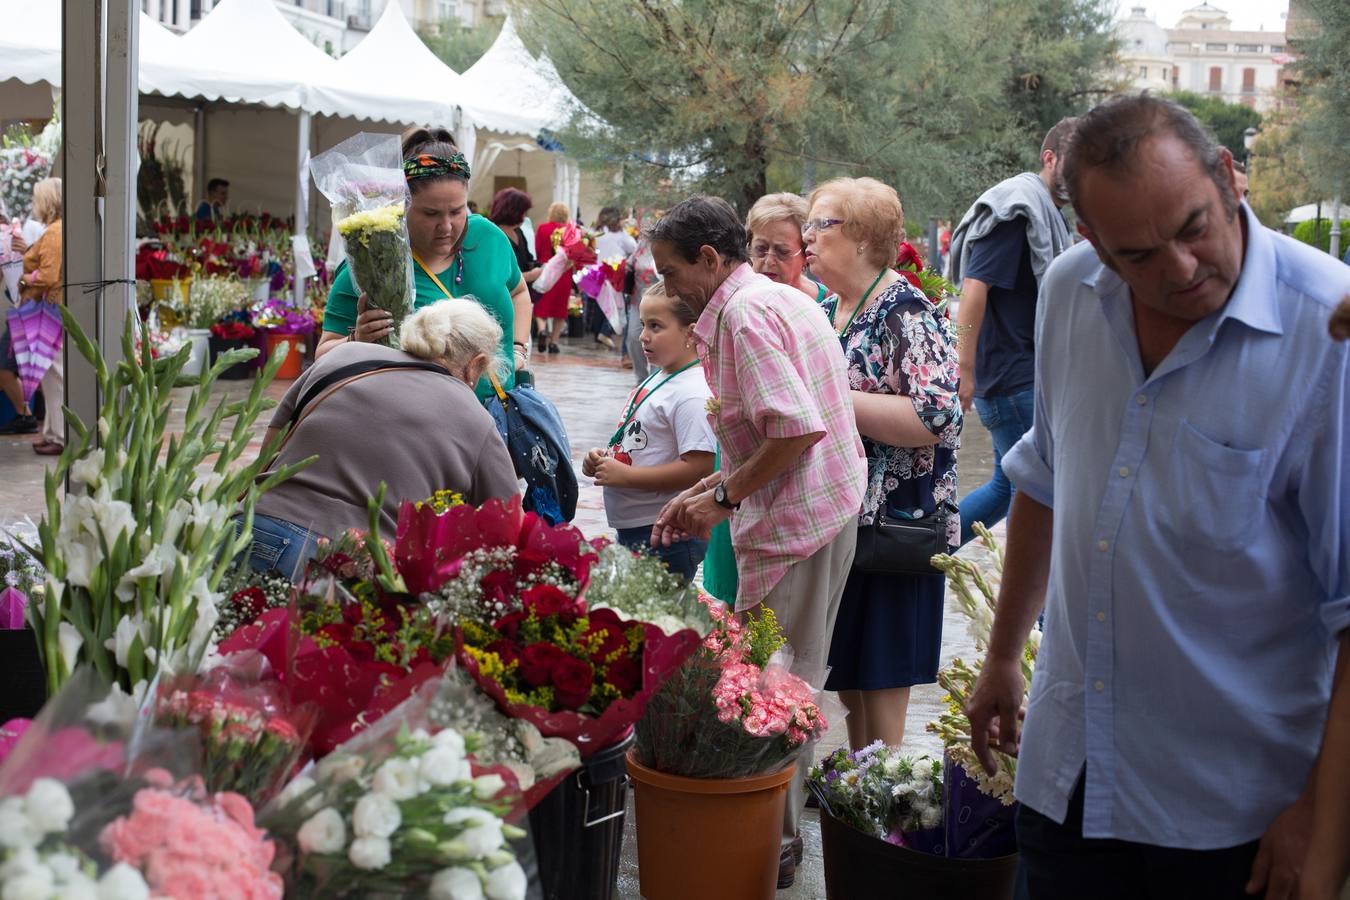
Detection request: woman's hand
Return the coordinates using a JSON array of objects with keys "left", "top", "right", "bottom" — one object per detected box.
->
[
  {"left": 353, "top": 293, "right": 393, "bottom": 343},
  {"left": 10, "top": 234, "right": 27, "bottom": 255}
]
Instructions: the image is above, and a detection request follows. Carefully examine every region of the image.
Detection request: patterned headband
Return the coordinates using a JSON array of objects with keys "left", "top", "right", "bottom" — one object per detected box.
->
[{"left": 403, "top": 152, "right": 471, "bottom": 182}]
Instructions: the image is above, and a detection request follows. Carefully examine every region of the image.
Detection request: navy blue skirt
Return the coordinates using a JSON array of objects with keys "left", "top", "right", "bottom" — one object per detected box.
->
[{"left": 824, "top": 566, "right": 945, "bottom": 691}]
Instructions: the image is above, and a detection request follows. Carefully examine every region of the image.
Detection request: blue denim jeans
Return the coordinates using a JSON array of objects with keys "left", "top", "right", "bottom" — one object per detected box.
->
[
  {"left": 959, "top": 387, "right": 1035, "bottom": 547},
  {"left": 615, "top": 526, "right": 707, "bottom": 583},
  {"left": 235, "top": 514, "right": 324, "bottom": 580}
]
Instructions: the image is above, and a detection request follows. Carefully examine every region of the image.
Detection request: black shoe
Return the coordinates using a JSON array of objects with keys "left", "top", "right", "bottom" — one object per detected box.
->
[
  {"left": 536, "top": 334, "right": 548, "bottom": 353},
  {"left": 790, "top": 835, "right": 803, "bottom": 865},
  {"left": 777, "top": 845, "right": 797, "bottom": 889},
  {"left": 547, "top": 343, "right": 560, "bottom": 355},
  {"left": 0, "top": 414, "right": 37, "bottom": 435}
]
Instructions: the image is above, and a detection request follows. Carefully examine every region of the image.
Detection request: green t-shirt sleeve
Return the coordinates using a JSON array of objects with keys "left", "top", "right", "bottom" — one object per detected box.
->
[
  {"left": 477, "top": 217, "right": 523, "bottom": 295},
  {"left": 322, "top": 260, "right": 359, "bottom": 336}
]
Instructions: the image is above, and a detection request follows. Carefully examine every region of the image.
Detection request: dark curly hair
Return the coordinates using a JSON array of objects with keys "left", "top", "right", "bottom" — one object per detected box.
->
[{"left": 489, "top": 188, "right": 533, "bottom": 227}]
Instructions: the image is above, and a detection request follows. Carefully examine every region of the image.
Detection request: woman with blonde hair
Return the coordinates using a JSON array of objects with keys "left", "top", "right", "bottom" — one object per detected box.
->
[
  {"left": 532, "top": 201, "right": 574, "bottom": 355},
  {"left": 746, "top": 192, "right": 825, "bottom": 301},
  {"left": 806, "top": 176, "right": 962, "bottom": 751},
  {"left": 243, "top": 300, "right": 519, "bottom": 577},
  {"left": 0, "top": 177, "right": 64, "bottom": 452}
]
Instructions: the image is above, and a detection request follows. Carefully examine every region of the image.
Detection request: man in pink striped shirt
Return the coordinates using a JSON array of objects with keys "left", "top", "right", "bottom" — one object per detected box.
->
[{"left": 649, "top": 196, "right": 866, "bottom": 886}]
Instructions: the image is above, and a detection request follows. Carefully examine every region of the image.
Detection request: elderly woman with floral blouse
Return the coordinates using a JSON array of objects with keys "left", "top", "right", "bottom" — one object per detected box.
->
[{"left": 805, "top": 176, "right": 962, "bottom": 751}]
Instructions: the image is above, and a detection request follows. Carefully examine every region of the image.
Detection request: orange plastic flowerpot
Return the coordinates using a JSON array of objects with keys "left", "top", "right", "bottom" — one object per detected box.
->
[
  {"left": 265, "top": 332, "right": 303, "bottom": 380},
  {"left": 626, "top": 751, "right": 794, "bottom": 900}
]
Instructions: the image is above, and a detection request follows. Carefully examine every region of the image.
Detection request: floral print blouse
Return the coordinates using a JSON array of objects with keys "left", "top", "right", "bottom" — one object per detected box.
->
[{"left": 821, "top": 279, "right": 962, "bottom": 544}]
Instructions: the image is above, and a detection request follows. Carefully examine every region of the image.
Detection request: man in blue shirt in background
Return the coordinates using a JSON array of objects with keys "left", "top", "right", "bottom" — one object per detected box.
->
[
  {"left": 949, "top": 118, "right": 1077, "bottom": 546},
  {"left": 967, "top": 94, "right": 1350, "bottom": 900},
  {"left": 195, "top": 177, "right": 228, "bottom": 223}
]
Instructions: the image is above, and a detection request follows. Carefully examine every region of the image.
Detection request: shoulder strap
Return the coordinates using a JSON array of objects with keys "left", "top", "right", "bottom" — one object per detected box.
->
[{"left": 289, "top": 360, "right": 451, "bottom": 427}]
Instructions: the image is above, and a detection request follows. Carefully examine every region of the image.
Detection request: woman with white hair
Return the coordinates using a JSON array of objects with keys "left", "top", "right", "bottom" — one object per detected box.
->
[{"left": 243, "top": 299, "right": 520, "bottom": 577}]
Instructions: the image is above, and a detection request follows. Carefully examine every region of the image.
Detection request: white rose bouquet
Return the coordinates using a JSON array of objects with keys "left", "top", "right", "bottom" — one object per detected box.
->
[{"left": 266, "top": 722, "right": 529, "bottom": 899}]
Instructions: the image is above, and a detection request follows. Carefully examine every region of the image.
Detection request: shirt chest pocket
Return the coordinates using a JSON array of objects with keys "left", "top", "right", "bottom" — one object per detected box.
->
[{"left": 1167, "top": 420, "right": 1268, "bottom": 553}]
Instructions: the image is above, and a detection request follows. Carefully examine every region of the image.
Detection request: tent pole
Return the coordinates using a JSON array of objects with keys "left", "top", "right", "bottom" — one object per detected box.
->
[
  {"left": 193, "top": 105, "right": 206, "bottom": 209},
  {"left": 294, "top": 109, "right": 311, "bottom": 306},
  {"left": 63, "top": 0, "right": 105, "bottom": 457},
  {"left": 105, "top": 0, "right": 136, "bottom": 374}
]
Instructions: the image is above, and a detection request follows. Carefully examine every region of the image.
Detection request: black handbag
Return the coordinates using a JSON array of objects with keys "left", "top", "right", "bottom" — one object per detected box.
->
[{"left": 853, "top": 501, "right": 957, "bottom": 576}]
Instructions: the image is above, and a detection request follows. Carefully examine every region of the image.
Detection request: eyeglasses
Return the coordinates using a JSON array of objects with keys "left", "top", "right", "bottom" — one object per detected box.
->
[
  {"left": 748, "top": 242, "right": 804, "bottom": 262},
  {"left": 801, "top": 218, "right": 845, "bottom": 236}
]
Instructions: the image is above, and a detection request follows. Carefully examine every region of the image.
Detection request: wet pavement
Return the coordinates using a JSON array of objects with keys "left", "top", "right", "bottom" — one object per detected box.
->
[{"left": 0, "top": 331, "right": 1003, "bottom": 900}]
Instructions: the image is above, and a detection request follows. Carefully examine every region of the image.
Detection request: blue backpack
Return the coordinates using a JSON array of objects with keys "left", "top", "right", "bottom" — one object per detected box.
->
[{"left": 483, "top": 371, "right": 578, "bottom": 525}]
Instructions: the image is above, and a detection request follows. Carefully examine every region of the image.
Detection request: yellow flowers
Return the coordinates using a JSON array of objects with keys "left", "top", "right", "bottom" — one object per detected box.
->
[
  {"left": 336, "top": 204, "right": 406, "bottom": 246},
  {"left": 416, "top": 490, "right": 466, "bottom": 515}
]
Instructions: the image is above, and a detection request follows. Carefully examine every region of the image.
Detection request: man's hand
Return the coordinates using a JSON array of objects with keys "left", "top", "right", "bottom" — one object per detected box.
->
[
  {"left": 959, "top": 370, "right": 975, "bottom": 413},
  {"left": 966, "top": 654, "right": 1026, "bottom": 775},
  {"left": 353, "top": 293, "right": 393, "bottom": 343},
  {"left": 590, "top": 455, "right": 631, "bottom": 487},
  {"left": 652, "top": 483, "right": 703, "bottom": 547},
  {"left": 673, "top": 488, "right": 732, "bottom": 541},
  {"left": 1247, "top": 794, "right": 1314, "bottom": 900}
]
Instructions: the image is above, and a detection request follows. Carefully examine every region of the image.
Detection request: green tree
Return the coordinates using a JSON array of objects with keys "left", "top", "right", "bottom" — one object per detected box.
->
[
  {"left": 1286, "top": 0, "right": 1350, "bottom": 204},
  {"left": 419, "top": 16, "right": 503, "bottom": 73},
  {"left": 1247, "top": 113, "right": 1315, "bottom": 229},
  {"left": 1166, "top": 91, "right": 1262, "bottom": 157},
  {"left": 511, "top": 0, "right": 1117, "bottom": 219}
]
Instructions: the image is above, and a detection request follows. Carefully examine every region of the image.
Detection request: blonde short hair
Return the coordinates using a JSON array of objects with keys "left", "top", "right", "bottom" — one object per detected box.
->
[
  {"left": 31, "top": 178, "right": 62, "bottom": 225},
  {"left": 745, "top": 192, "right": 808, "bottom": 240},
  {"left": 400, "top": 298, "right": 506, "bottom": 377},
  {"left": 807, "top": 177, "right": 904, "bottom": 269},
  {"left": 547, "top": 202, "right": 569, "bottom": 224}
]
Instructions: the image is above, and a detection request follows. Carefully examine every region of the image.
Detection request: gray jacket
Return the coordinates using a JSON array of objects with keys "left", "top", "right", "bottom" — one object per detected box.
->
[{"left": 946, "top": 172, "right": 1070, "bottom": 289}]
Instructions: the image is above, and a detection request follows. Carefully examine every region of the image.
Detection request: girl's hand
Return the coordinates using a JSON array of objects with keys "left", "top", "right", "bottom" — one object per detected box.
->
[
  {"left": 591, "top": 455, "right": 630, "bottom": 487},
  {"left": 582, "top": 448, "right": 606, "bottom": 478},
  {"left": 353, "top": 293, "right": 393, "bottom": 343}
]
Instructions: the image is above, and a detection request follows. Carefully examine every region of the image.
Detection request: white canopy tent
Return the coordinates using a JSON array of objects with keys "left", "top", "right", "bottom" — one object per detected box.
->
[
  {"left": 458, "top": 17, "right": 601, "bottom": 218},
  {"left": 1284, "top": 202, "right": 1350, "bottom": 225}
]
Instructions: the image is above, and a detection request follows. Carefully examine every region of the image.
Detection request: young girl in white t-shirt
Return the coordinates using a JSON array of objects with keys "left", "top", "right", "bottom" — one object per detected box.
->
[{"left": 582, "top": 282, "right": 715, "bottom": 580}]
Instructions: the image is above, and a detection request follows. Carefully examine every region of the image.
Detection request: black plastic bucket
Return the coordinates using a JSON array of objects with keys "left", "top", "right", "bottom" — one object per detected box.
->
[
  {"left": 528, "top": 731, "right": 633, "bottom": 900},
  {"left": 0, "top": 629, "right": 47, "bottom": 722},
  {"left": 820, "top": 809, "right": 1018, "bottom": 900},
  {"left": 208, "top": 336, "right": 255, "bottom": 380}
]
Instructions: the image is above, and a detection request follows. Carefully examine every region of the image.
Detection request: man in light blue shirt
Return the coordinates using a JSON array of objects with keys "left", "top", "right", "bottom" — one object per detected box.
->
[{"left": 967, "top": 94, "right": 1350, "bottom": 899}]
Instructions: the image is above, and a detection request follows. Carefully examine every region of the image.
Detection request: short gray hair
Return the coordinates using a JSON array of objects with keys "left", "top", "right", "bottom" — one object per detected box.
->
[
  {"left": 1064, "top": 93, "right": 1235, "bottom": 222},
  {"left": 400, "top": 298, "right": 508, "bottom": 378}
]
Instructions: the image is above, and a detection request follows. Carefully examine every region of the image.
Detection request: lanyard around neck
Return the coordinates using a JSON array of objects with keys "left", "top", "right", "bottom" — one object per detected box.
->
[
  {"left": 413, "top": 251, "right": 459, "bottom": 299},
  {"left": 836, "top": 269, "right": 888, "bottom": 336},
  {"left": 608, "top": 360, "right": 700, "bottom": 447}
]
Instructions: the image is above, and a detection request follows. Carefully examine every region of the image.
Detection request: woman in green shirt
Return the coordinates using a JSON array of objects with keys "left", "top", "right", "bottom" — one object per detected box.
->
[{"left": 316, "top": 126, "right": 532, "bottom": 400}]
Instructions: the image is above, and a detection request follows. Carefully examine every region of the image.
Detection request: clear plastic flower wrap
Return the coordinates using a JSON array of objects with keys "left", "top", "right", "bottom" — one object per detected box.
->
[
  {"left": 582, "top": 541, "right": 713, "bottom": 637},
  {"left": 633, "top": 599, "right": 837, "bottom": 779},
  {"left": 262, "top": 681, "right": 533, "bottom": 899},
  {"left": 309, "top": 133, "right": 413, "bottom": 346},
  {"left": 0, "top": 670, "right": 286, "bottom": 899},
  {"left": 151, "top": 652, "right": 319, "bottom": 807}
]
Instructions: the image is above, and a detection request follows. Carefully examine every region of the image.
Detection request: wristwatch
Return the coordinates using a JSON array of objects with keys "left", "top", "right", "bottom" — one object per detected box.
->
[{"left": 713, "top": 483, "right": 740, "bottom": 511}]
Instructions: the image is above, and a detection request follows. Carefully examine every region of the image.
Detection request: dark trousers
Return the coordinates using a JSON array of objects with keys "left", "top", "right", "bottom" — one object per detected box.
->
[{"left": 1016, "top": 775, "right": 1262, "bottom": 900}]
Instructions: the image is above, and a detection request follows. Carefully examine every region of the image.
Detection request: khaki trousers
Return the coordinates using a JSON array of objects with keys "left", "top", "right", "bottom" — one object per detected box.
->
[{"left": 757, "top": 522, "right": 857, "bottom": 847}]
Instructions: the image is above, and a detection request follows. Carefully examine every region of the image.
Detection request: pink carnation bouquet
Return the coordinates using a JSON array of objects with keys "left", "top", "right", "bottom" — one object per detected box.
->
[
  {"left": 632, "top": 597, "right": 828, "bottom": 779},
  {"left": 100, "top": 770, "right": 284, "bottom": 899}
]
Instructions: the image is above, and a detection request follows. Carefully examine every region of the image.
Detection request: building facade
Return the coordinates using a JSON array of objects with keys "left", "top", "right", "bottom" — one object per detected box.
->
[
  {"left": 139, "top": 0, "right": 483, "bottom": 54},
  {"left": 1116, "top": 3, "right": 1292, "bottom": 112}
]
